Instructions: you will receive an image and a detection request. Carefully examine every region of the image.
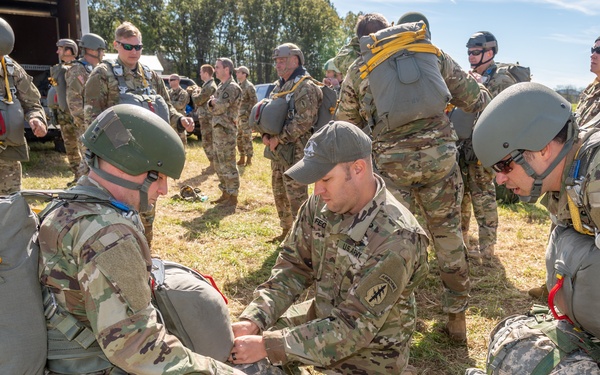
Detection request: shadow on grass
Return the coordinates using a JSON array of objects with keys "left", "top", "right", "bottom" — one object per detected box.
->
[
  {"left": 22, "top": 142, "right": 71, "bottom": 179},
  {"left": 180, "top": 201, "right": 238, "bottom": 238},
  {"left": 222, "top": 244, "right": 282, "bottom": 307}
]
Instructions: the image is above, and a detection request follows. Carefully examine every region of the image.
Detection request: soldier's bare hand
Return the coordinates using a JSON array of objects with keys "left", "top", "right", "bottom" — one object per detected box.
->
[
  {"left": 268, "top": 136, "right": 279, "bottom": 152},
  {"left": 262, "top": 134, "right": 270, "bottom": 146},
  {"left": 181, "top": 117, "right": 195, "bottom": 132},
  {"left": 232, "top": 320, "right": 259, "bottom": 337},
  {"left": 30, "top": 118, "right": 47, "bottom": 138},
  {"left": 229, "top": 335, "right": 267, "bottom": 364}
]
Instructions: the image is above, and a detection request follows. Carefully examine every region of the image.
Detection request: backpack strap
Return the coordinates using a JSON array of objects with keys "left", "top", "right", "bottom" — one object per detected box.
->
[
  {"left": 1, "top": 56, "right": 16, "bottom": 103},
  {"left": 107, "top": 59, "right": 155, "bottom": 95}
]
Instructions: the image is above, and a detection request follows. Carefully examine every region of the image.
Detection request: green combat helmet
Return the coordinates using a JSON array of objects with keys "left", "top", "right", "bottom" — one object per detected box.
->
[
  {"left": 0, "top": 17, "right": 15, "bottom": 56},
  {"left": 473, "top": 82, "right": 577, "bottom": 202},
  {"left": 272, "top": 43, "right": 304, "bottom": 65},
  {"left": 56, "top": 38, "right": 78, "bottom": 57},
  {"left": 323, "top": 58, "right": 339, "bottom": 73},
  {"left": 82, "top": 103, "right": 186, "bottom": 212},
  {"left": 79, "top": 33, "right": 107, "bottom": 52}
]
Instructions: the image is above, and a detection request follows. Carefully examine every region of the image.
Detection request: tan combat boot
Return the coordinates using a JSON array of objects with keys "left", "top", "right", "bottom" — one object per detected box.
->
[
  {"left": 237, "top": 155, "right": 246, "bottom": 165},
  {"left": 211, "top": 191, "right": 231, "bottom": 204},
  {"left": 446, "top": 312, "right": 467, "bottom": 342},
  {"left": 245, "top": 156, "right": 252, "bottom": 166},
  {"left": 528, "top": 283, "right": 549, "bottom": 299},
  {"left": 225, "top": 194, "right": 238, "bottom": 207},
  {"left": 481, "top": 244, "right": 495, "bottom": 259}
]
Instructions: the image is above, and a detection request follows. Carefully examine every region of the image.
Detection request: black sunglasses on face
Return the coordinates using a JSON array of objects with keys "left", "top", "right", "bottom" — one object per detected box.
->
[
  {"left": 117, "top": 41, "right": 143, "bottom": 51},
  {"left": 492, "top": 152, "right": 521, "bottom": 174},
  {"left": 592, "top": 46, "right": 600, "bottom": 55},
  {"left": 467, "top": 49, "right": 486, "bottom": 56}
]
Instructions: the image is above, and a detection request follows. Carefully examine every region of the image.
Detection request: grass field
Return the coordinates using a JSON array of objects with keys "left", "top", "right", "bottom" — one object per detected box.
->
[{"left": 22, "top": 137, "right": 551, "bottom": 374}]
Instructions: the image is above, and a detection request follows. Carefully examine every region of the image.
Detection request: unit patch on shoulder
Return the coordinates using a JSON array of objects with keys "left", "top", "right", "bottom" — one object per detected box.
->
[
  {"left": 355, "top": 252, "right": 406, "bottom": 316},
  {"left": 365, "top": 283, "right": 388, "bottom": 307}
]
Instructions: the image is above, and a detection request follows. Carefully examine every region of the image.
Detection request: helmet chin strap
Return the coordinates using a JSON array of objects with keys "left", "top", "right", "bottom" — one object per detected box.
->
[
  {"left": 89, "top": 156, "right": 158, "bottom": 213},
  {"left": 513, "top": 135, "right": 576, "bottom": 203},
  {"left": 470, "top": 53, "right": 494, "bottom": 70}
]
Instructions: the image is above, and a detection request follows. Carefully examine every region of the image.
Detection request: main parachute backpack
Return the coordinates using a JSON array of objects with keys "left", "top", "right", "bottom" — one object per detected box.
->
[{"left": 359, "top": 21, "right": 451, "bottom": 136}]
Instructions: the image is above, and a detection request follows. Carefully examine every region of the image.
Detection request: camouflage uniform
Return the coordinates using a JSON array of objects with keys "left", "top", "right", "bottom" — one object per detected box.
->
[
  {"left": 236, "top": 79, "right": 257, "bottom": 158},
  {"left": 332, "top": 36, "right": 360, "bottom": 76},
  {"left": 193, "top": 79, "right": 218, "bottom": 164},
  {"left": 576, "top": 79, "right": 600, "bottom": 126},
  {"left": 208, "top": 76, "right": 242, "bottom": 196},
  {"left": 169, "top": 86, "right": 190, "bottom": 145},
  {"left": 459, "top": 63, "right": 516, "bottom": 255},
  {"left": 39, "top": 176, "right": 236, "bottom": 375},
  {"left": 337, "top": 50, "right": 491, "bottom": 314},
  {"left": 240, "top": 176, "right": 429, "bottom": 374},
  {"left": 265, "top": 67, "right": 322, "bottom": 231},
  {"left": 65, "top": 59, "right": 94, "bottom": 177},
  {"left": 334, "top": 57, "right": 375, "bottom": 135},
  {"left": 0, "top": 57, "right": 46, "bottom": 195},
  {"left": 51, "top": 62, "right": 83, "bottom": 180},
  {"left": 84, "top": 57, "right": 185, "bottom": 245}
]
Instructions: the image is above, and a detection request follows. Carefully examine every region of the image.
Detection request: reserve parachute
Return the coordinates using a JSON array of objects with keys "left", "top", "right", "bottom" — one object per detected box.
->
[{"left": 359, "top": 21, "right": 451, "bottom": 134}]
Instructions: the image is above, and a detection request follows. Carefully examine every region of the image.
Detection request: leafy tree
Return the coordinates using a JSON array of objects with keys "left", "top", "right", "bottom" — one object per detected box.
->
[{"left": 88, "top": 0, "right": 120, "bottom": 44}]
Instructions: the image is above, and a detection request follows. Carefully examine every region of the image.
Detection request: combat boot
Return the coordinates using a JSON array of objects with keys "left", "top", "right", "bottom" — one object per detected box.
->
[
  {"left": 211, "top": 191, "right": 231, "bottom": 204},
  {"left": 402, "top": 365, "right": 418, "bottom": 375},
  {"left": 245, "top": 156, "right": 252, "bottom": 166},
  {"left": 481, "top": 244, "right": 495, "bottom": 259},
  {"left": 528, "top": 283, "right": 549, "bottom": 299},
  {"left": 237, "top": 155, "right": 246, "bottom": 166},
  {"left": 446, "top": 312, "right": 467, "bottom": 342},
  {"left": 224, "top": 194, "right": 238, "bottom": 207},
  {"left": 467, "top": 249, "right": 482, "bottom": 265}
]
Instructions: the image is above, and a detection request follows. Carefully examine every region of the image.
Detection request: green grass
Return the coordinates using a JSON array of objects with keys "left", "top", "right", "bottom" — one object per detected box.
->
[{"left": 23, "top": 136, "right": 551, "bottom": 374}]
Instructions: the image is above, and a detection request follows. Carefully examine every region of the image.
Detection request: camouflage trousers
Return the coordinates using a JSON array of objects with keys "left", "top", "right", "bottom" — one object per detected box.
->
[
  {"left": 236, "top": 117, "right": 254, "bottom": 157},
  {"left": 272, "top": 159, "right": 308, "bottom": 231},
  {"left": 459, "top": 160, "right": 498, "bottom": 251},
  {"left": 213, "top": 123, "right": 239, "bottom": 195},
  {"left": 0, "top": 158, "right": 22, "bottom": 195},
  {"left": 199, "top": 117, "right": 214, "bottom": 164},
  {"left": 57, "top": 109, "right": 84, "bottom": 179},
  {"left": 373, "top": 141, "right": 470, "bottom": 313},
  {"left": 177, "top": 129, "right": 187, "bottom": 147}
]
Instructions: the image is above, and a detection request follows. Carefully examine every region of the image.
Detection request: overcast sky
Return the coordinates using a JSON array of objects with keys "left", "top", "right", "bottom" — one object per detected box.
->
[{"left": 329, "top": 0, "right": 600, "bottom": 90}]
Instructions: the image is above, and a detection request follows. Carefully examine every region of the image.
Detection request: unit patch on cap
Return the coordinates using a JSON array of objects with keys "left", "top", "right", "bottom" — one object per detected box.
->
[{"left": 304, "top": 140, "right": 316, "bottom": 158}]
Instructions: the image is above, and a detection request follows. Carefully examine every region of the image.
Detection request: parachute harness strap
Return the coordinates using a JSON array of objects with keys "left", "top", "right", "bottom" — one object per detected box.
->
[
  {"left": 1, "top": 56, "right": 12, "bottom": 103},
  {"left": 359, "top": 24, "right": 440, "bottom": 80}
]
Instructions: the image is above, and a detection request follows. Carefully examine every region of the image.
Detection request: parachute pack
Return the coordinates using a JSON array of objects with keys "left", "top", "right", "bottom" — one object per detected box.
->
[
  {"left": 107, "top": 60, "right": 170, "bottom": 123},
  {"left": 358, "top": 21, "right": 451, "bottom": 136},
  {"left": 0, "top": 189, "right": 233, "bottom": 374},
  {"left": 249, "top": 75, "right": 336, "bottom": 135},
  {"left": 0, "top": 56, "right": 28, "bottom": 162},
  {"left": 496, "top": 62, "right": 531, "bottom": 83}
]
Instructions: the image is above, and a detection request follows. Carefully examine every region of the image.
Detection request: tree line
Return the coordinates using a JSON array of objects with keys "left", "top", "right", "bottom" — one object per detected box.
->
[{"left": 89, "top": 0, "right": 360, "bottom": 84}]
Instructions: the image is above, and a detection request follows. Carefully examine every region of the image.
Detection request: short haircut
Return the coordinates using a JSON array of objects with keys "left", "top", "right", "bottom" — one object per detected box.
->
[
  {"left": 217, "top": 58, "right": 234, "bottom": 76},
  {"left": 115, "top": 21, "right": 142, "bottom": 42},
  {"left": 355, "top": 13, "right": 390, "bottom": 38},
  {"left": 201, "top": 64, "right": 214, "bottom": 76}
]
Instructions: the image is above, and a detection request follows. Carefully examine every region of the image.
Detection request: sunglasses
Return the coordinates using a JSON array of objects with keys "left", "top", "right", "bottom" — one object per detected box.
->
[
  {"left": 591, "top": 46, "right": 600, "bottom": 55},
  {"left": 117, "top": 41, "right": 143, "bottom": 51},
  {"left": 492, "top": 152, "right": 521, "bottom": 174},
  {"left": 467, "top": 49, "right": 486, "bottom": 56}
]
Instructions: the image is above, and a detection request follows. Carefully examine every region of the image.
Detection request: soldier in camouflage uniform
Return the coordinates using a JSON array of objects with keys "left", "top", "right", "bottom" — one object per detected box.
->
[
  {"left": 84, "top": 21, "right": 194, "bottom": 246},
  {"left": 468, "top": 83, "right": 600, "bottom": 375},
  {"left": 65, "top": 33, "right": 107, "bottom": 178},
  {"left": 39, "top": 104, "right": 243, "bottom": 375},
  {"left": 336, "top": 13, "right": 492, "bottom": 342},
  {"left": 460, "top": 31, "right": 518, "bottom": 262},
  {"left": 230, "top": 122, "right": 429, "bottom": 374},
  {"left": 263, "top": 43, "right": 322, "bottom": 240},
  {"left": 576, "top": 36, "right": 600, "bottom": 126},
  {"left": 0, "top": 17, "right": 47, "bottom": 195},
  {"left": 51, "top": 38, "right": 81, "bottom": 185},
  {"left": 235, "top": 65, "right": 257, "bottom": 166},
  {"left": 322, "top": 58, "right": 343, "bottom": 97},
  {"left": 332, "top": 36, "right": 360, "bottom": 78},
  {"left": 168, "top": 73, "right": 190, "bottom": 146},
  {"left": 193, "top": 64, "right": 218, "bottom": 168},
  {"left": 207, "top": 58, "right": 242, "bottom": 206}
]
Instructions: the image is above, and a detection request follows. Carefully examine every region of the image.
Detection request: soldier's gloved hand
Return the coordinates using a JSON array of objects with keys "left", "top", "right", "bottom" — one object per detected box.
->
[{"left": 30, "top": 118, "right": 47, "bottom": 137}]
